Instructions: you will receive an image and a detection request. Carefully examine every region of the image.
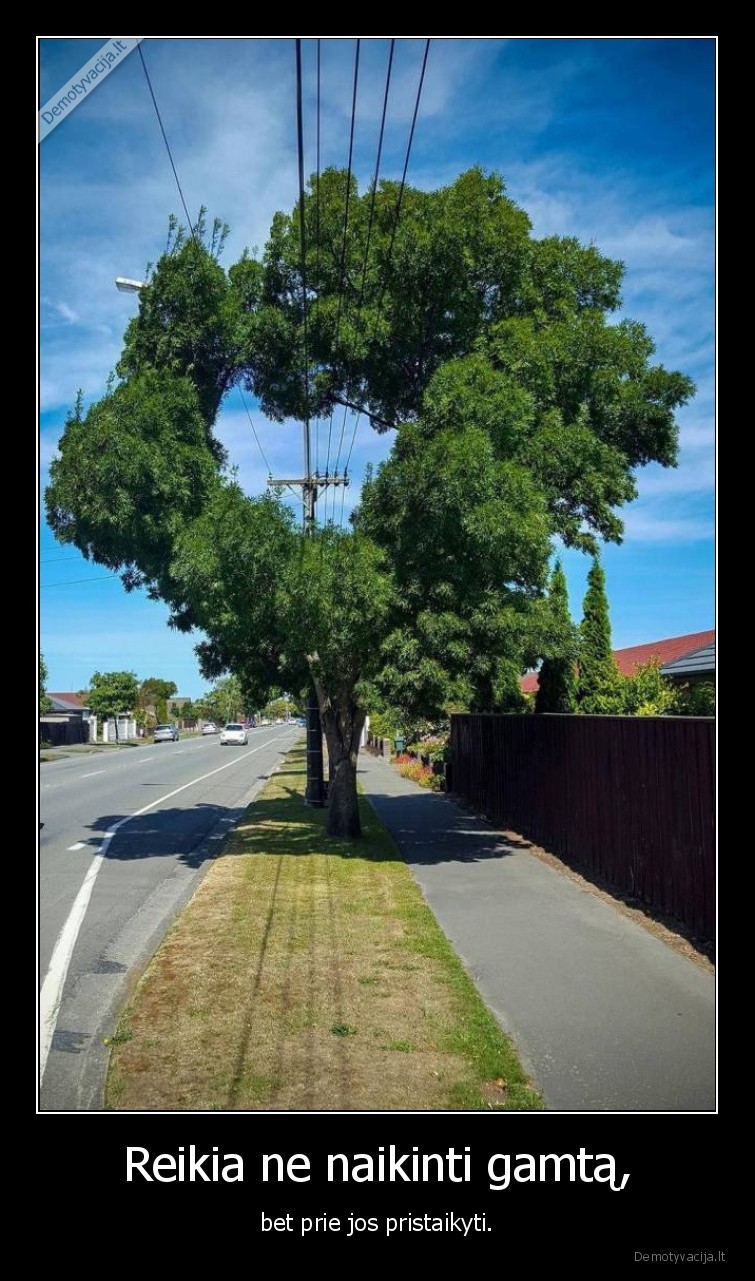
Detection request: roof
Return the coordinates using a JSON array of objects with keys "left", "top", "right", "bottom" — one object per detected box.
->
[
  {"left": 611, "top": 630, "right": 715, "bottom": 676},
  {"left": 48, "top": 692, "right": 88, "bottom": 711},
  {"left": 521, "top": 629, "right": 716, "bottom": 694},
  {"left": 660, "top": 642, "right": 716, "bottom": 679}
]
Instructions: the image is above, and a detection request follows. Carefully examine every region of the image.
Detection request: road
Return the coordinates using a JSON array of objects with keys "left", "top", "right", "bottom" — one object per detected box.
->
[{"left": 39, "top": 725, "right": 299, "bottom": 1111}]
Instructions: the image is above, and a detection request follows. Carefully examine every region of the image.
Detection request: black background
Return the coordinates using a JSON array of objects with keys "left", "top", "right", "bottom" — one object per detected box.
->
[{"left": 38, "top": 1110, "right": 727, "bottom": 1262}]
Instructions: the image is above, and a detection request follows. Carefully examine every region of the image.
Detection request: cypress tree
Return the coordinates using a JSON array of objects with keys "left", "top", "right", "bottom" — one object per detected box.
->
[
  {"left": 577, "top": 558, "right": 623, "bottom": 712},
  {"left": 535, "top": 561, "right": 576, "bottom": 713}
]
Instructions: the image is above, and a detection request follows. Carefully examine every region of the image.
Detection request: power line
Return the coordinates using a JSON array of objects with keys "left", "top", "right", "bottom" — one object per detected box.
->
[
  {"left": 41, "top": 574, "right": 120, "bottom": 588},
  {"left": 323, "top": 38, "right": 361, "bottom": 517},
  {"left": 137, "top": 43, "right": 198, "bottom": 242},
  {"left": 377, "top": 38, "right": 431, "bottom": 309},
  {"left": 333, "top": 37, "right": 394, "bottom": 502},
  {"left": 315, "top": 38, "right": 321, "bottom": 477},
  {"left": 337, "top": 39, "right": 430, "bottom": 529},
  {"left": 238, "top": 388, "right": 305, "bottom": 507},
  {"left": 333, "top": 38, "right": 395, "bottom": 499},
  {"left": 295, "top": 37, "right": 312, "bottom": 515},
  {"left": 358, "top": 39, "right": 395, "bottom": 307},
  {"left": 39, "top": 554, "right": 88, "bottom": 564},
  {"left": 238, "top": 387, "right": 272, "bottom": 478},
  {"left": 332, "top": 39, "right": 361, "bottom": 349},
  {"left": 139, "top": 41, "right": 302, "bottom": 515}
]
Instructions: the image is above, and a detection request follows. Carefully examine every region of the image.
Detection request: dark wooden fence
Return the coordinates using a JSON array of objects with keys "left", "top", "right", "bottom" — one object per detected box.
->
[
  {"left": 450, "top": 714, "right": 715, "bottom": 945},
  {"left": 40, "top": 716, "right": 88, "bottom": 747}
]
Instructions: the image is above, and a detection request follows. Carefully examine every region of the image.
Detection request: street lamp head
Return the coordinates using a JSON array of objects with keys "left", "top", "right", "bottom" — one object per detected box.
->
[{"left": 115, "top": 277, "right": 145, "bottom": 293}]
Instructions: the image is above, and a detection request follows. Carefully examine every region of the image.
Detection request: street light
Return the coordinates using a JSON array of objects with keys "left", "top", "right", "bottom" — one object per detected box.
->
[{"left": 115, "top": 277, "right": 145, "bottom": 293}]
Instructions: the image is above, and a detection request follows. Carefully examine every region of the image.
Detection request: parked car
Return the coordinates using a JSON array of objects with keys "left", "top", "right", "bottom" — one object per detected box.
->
[
  {"left": 154, "top": 723, "right": 179, "bottom": 743},
  {"left": 220, "top": 722, "right": 248, "bottom": 746},
  {"left": 201, "top": 722, "right": 217, "bottom": 735}
]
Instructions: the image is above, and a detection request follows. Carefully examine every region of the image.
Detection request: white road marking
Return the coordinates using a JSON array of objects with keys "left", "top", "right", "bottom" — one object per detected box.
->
[
  {"left": 39, "top": 734, "right": 285, "bottom": 1084},
  {"left": 67, "top": 843, "right": 86, "bottom": 851},
  {"left": 80, "top": 770, "right": 105, "bottom": 779}
]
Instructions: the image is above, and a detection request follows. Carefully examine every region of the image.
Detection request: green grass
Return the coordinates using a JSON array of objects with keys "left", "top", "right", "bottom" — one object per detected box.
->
[{"left": 105, "top": 746, "right": 543, "bottom": 1112}]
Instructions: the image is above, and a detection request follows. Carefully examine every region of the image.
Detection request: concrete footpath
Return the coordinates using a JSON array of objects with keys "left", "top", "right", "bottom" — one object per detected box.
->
[{"left": 358, "top": 752, "right": 715, "bottom": 1113}]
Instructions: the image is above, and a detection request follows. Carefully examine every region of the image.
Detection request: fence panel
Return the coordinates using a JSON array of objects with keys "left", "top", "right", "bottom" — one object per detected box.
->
[
  {"left": 39, "top": 717, "right": 88, "bottom": 747},
  {"left": 450, "top": 714, "right": 715, "bottom": 944}
]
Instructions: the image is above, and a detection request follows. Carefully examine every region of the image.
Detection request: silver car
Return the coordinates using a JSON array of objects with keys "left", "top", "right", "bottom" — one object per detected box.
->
[
  {"left": 220, "top": 722, "right": 248, "bottom": 746},
  {"left": 153, "top": 723, "right": 179, "bottom": 742}
]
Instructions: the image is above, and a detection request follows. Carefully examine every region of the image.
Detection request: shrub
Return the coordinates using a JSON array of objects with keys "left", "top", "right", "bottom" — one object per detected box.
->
[{"left": 394, "top": 758, "right": 443, "bottom": 791}]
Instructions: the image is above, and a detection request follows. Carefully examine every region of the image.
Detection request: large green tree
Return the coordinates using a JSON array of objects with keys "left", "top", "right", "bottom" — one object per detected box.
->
[
  {"left": 46, "top": 168, "right": 694, "bottom": 835},
  {"left": 86, "top": 671, "right": 140, "bottom": 741}
]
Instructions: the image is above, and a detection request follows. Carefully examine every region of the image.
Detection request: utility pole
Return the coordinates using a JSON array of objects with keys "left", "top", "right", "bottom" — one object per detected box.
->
[
  {"left": 267, "top": 471, "right": 349, "bottom": 806},
  {"left": 284, "top": 38, "right": 352, "bottom": 807}
]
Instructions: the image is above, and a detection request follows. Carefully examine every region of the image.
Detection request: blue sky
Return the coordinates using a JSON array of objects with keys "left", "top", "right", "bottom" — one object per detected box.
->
[{"left": 39, "top": 37, "right": 715, "bottom": 699}]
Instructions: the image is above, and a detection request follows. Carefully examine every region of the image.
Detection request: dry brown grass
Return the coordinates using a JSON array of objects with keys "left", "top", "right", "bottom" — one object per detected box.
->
[{"left": 106, "top": 747, "right": 542, "bottom": 1112}]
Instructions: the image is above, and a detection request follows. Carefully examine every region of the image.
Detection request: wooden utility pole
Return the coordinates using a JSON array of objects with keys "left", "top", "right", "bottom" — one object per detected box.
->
[
  {"left": 267, "top": 471, "right": 349, "bottom": 805},
  {"left": 285, "top": 39, "right": 352, "bottom": 806}
]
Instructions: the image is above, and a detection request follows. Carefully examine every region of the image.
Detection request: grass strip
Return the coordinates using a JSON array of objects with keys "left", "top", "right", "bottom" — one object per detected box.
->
[{"left": 106, "top": 745, "right": 543, "bottom": 1111}]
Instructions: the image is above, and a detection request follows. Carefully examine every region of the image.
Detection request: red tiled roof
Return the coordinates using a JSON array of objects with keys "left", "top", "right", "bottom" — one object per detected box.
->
[
  {"left": 612, "top": 630, "right": 715, "bottom": 676},
  {"left": 48, "top": 692, "right": 87, "bottom": 707},
  {"left": 521, "top": 629, "right": 715, "bottom": 694}
]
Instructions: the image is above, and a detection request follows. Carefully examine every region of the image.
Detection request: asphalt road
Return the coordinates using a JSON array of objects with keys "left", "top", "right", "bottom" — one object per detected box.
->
[{"left": 39, "top": 725, "right": 299, "bottom": 1111}]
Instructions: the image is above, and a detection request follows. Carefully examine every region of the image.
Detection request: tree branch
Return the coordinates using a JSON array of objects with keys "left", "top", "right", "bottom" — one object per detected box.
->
[{"left": 331, "top": 396, "right": 396, "bottom": 431}]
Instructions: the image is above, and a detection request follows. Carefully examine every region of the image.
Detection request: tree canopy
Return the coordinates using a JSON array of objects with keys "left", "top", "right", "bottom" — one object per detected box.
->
[
  {"left": 535, "top": 562, "right": 577, "bottom": 714},
  {"left": 39, "top": 653, "right": 52, "bottom": 715},
  {"left": 86, "top": 671, "right": 140, "bottom": 741},
  {"left": 45, "top": 168, "right": 694, "bottom": 834},
  {"left": 136, "top": 677, "right": 178, "bottom": 726}
]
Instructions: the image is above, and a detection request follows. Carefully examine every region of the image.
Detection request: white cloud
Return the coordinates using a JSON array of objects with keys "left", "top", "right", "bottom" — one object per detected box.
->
[
  {"left": 41, "top": 296, "right": 79, "bottom": 326},
  {"left": 621, "top": 511, "right": 714, "bottom": 543},
  {"left": 635, "top": 459, "right": 713, "bottom": 499}
]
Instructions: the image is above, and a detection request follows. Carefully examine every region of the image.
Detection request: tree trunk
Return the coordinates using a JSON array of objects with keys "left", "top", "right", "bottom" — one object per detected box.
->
[{"left": 310, "top": 671, "right": 365, "bottom": 839}]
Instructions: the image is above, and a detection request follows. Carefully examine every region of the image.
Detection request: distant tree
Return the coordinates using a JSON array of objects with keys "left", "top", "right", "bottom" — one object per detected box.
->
[
  {"left": 39, "top": 653, "right": 52, "bottom": 714},
  {"left": 576, "top": 559, "right": 623, "bottom": 713},
  {"left": 535, "top": 561, "right": 577, "bottom": 713},
  {"left": 193, "top": 693, "right": 215, "bottom": 721},
  {"left": 264, "top": 695, "right": 294, "bottom": 721},
  {"left": 137, "top": 677, "right": 178, "bottom": 726},
  {"left": 87, "top": 671, "right": 139, "bottom": 742},
  {"left": 211, "top": 675, "right": 244, "bottom": 724}
]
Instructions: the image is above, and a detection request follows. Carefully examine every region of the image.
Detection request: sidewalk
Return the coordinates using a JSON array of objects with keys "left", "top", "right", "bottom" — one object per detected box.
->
[{"left": 358, "top": 752, "right": 715, "bottom": 1112}]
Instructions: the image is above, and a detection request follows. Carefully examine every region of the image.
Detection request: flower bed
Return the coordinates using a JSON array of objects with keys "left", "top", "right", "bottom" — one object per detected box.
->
[{"left": 393, "top": 754, "right": 443, "bottom": 791}]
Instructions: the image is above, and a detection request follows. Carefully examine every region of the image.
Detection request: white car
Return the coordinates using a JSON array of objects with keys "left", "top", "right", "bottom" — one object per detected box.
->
[
  {"left": 220, "top": 722, "right": 248, "bottom": 746},
  {"left": 153, "top": 723, "right": 179, "bottom": 743},
  {"left": 201, "top": 722, "right": 217, "bottom": 735}
]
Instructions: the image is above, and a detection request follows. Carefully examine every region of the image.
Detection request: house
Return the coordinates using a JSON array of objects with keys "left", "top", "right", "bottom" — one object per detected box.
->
[
  {"left": 47, "top": 691, "right": 91, "bottom": 716},
  {"left": 41, "top": 692, "right": 92, "bottom": 747},
  {"left": 660, "top": 642, "right": 715, "bottom": 684},
  {"left": 521, "top": 628, "right": 716, "bottom": 695}
]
